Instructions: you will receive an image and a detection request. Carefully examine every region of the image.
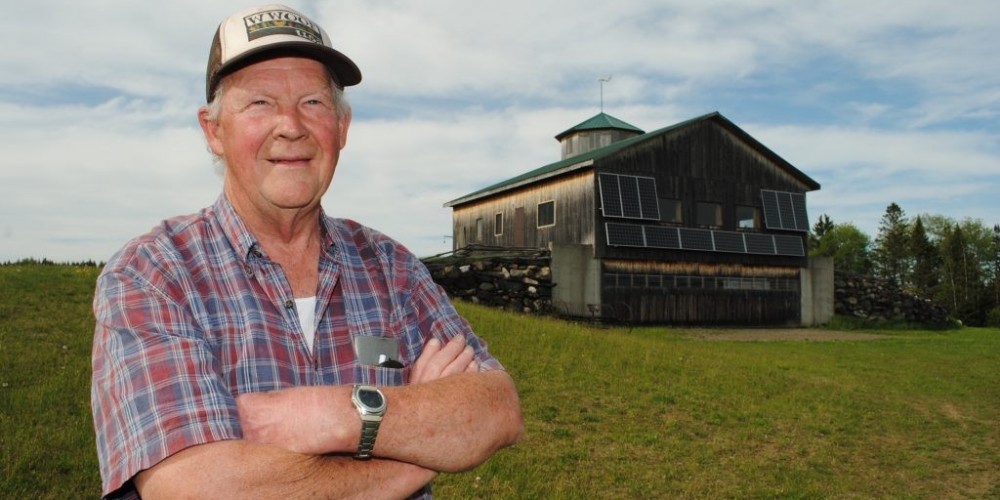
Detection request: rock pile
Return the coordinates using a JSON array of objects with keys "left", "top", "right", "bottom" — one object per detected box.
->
[
  {"left": 422, "top": 246, "right": 554, "bottom": 314},
  {"left": 834, "top": 271, "right": 950, "bottom": 324}
]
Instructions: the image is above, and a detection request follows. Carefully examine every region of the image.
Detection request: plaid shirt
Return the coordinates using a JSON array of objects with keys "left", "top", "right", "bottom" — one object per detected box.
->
[{"left": 91, "top": 195, "right": 500, "bottom": 499}]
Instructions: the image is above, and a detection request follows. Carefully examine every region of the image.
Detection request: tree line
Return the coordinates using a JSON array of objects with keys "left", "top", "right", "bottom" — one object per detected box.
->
[{"left": 810, "top": 203, "right": 1000, "bottom": 327}]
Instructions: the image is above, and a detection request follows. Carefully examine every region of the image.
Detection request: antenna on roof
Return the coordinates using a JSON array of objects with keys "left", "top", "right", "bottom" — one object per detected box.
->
[{"left": 599, "top": 75, "right": 612, "bottom": 112}]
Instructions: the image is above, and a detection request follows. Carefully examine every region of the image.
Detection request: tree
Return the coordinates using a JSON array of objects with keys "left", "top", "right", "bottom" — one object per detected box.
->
[
  {"left": 873, "top": 203, "right": 911, "bottom": 287},
  {"left": 909, "top": 216, "right": 939, "bottom": 298},
  {"left": 811, "top": 222, "right": 872, "bottom": 275},
  {"left": 810, "top": 214, "right": 834, "bottom": 251},
  {"left": 937, "top": 224, "right": 985, "bottom": 324},
  {"left": 993, "top": 224, "right": 1000, "bottom": 310}
]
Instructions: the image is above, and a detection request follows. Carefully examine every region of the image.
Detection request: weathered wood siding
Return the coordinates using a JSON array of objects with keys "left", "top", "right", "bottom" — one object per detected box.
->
[
  {"left": 600, "top": 260, "right": 801, "bottom": 325},
  {"left": 594, "top": 119, "right": 810, "bottom": 267},
  {"left": 451, "top": 170, "right": 595, "bottom": 249}
]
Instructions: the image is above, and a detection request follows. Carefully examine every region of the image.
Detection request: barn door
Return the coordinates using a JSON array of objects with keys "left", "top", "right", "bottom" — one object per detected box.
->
[{"left": 514, "top": 207, "right": 526, "bottom": 247}]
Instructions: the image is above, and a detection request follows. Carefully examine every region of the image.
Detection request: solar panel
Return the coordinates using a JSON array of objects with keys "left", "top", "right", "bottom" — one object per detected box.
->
[
  {"left": 791, "top": 193, "right": 809, "bottom": 231},
  {"left": 678, "top": 228, "right": 714, "bottom": 251},
  {"left": 761, "top": 190, "right": 809, "bottom": 232},
  {"left": 637, "top": 177, "right": 660, "bottom": 220},
  {"left": 598, "top": 173, "right": 661, "bottom": 221},
  {"left": 605, "top": 218, "right": 804, "bottom": 258},
  {"left": 619, "top": 176, "right": 643, "bottom": 218},
  {"left": 761, "top": 190, "right": 781, "bottom": 229},
  {"left": 599, "top": 174, "right": 623, "bottom": 218},
  {"left": 605, "top": 223, "right": 645, "bottom": 247},
  {"left": 644, "top": 225, "right": 681, "bottom": 249},
  {"left": 777, "top": 192, "right": 796, "bottom": 230},
  {"left": 745, "top": 233, "right": 776, "bottom": 255},
  {"left": 774, "top": 235, "right": 805, "bottom": 256},
  {"left": 712, "top": 231, "right": 746, "bottom": 253}
]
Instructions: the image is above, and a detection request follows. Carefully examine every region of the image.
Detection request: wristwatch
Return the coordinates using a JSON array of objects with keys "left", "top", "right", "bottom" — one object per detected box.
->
[{"left": 351, "top": 384, "right": 387, "bottom": 460}]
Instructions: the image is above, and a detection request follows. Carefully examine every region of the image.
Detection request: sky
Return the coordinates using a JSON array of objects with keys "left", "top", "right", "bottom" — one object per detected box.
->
[{"left": 1, "top": 0, "right": 997, "bottom": 262}]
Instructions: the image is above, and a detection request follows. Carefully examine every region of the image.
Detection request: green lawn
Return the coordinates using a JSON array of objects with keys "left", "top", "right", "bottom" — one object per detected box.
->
[{"left": 2, "top": 264, "right": 998, "bottom": 498}]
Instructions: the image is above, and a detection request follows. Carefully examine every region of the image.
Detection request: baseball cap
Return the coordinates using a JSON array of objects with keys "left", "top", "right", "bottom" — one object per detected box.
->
[{"left": 205, "top": 4, "right": 362, "bottom": 102}]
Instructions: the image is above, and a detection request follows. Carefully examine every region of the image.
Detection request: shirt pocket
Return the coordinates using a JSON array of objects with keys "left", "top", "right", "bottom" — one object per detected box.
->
[{"left": 356, "top": 364, "right": 411, "bottom": 386}]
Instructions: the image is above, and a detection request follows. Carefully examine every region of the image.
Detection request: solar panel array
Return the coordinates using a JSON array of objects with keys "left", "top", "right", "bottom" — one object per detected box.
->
[
  {"left": 605, "top": 222, "right": 805, "bottom": 257},
  {"left": 760, "top": 190, "right": 809, "bottom": 232},
  {"left": 599, "top": 173, "right": 660, "bottom": 220}
]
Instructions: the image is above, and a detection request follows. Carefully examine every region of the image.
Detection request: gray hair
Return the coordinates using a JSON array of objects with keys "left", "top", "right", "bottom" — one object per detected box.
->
[{"left": 204, "top": 76, "right": 351, "bottom": 172}]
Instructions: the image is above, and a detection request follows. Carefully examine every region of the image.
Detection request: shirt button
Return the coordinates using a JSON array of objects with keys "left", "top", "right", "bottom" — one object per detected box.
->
[{"left": 284, "top": 299, "right": 294, "bottom": 309}]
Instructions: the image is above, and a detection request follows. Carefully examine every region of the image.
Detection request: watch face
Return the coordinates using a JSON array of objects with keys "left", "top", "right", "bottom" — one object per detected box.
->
[{"left": 358, "top": 388, "right": 385, "bottom": 409}]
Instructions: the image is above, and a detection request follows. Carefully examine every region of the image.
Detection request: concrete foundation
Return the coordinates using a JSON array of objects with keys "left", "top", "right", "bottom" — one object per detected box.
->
[
  {"left": 550, "top": 244, "right": 601, "bottom": 318},
  {"left": 801, "top": 256, "right": 834, "bottom": 326}
]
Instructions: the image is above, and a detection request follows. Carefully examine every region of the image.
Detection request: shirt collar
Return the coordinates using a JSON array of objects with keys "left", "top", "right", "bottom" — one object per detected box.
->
[
  {"left": 212, "top": 194, "right": 262, "bottom": 263},
  {"left": 212, "top": 193, "right": 339, "bottom": 263}
]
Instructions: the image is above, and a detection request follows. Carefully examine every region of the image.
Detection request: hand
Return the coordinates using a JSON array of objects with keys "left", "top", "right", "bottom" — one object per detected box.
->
[
  {"left": 237, "top": 386, "right": 354, "bottom": 455},
  {"left": 410, "top": 335, "right": 479, "bottom": 384}
]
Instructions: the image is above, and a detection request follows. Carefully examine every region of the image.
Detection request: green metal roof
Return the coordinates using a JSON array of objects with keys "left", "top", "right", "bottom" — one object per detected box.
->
[
  {"left": 444, "top": 111, "right": 820, "bottom": 208},
  {"left": 555, "top": 112, "right": 644, "bottom": 139}
]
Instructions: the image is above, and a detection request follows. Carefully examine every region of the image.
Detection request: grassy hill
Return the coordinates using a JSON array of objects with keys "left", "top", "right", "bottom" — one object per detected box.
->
[{"left": 2, "top": 264, "right": 998, "bottom": 498}]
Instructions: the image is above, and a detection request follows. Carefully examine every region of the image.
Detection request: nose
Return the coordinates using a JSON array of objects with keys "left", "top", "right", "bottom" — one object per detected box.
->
[{"left": 273, "top": 105, "right": 308, "bottom": 141}]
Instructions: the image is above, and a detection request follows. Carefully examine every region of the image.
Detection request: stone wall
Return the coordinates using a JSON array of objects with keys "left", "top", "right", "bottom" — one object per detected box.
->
[
  {"left": 422, "top": 246, "right": 554, "bottom": 314},
  {"left": 834, "top": 270, "right": 950, "bottom": 324}
]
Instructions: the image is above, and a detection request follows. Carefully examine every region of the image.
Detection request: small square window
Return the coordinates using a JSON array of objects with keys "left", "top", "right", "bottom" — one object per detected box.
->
[
  {"left": 494, "top": 212, "right": 503, "bottom": 236},
  {"left": 737, "top": 206, "right": 759, "bottom": 230},
  {"left": 696, "top": 202, "right": 722, "bottom": 228},
  {"left": 537, "top": 200, "right": 555, "bottom": 228},
  {"left": 660, "top": 199, "right": 683, "bottom": 224}
]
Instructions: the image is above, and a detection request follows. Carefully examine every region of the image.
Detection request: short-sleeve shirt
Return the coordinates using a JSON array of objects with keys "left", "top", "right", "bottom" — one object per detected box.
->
[{"left": 91, "top": 195, "right": 501, "bottom": 499}]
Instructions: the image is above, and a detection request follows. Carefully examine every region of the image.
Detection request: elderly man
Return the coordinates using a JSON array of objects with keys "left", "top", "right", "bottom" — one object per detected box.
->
[{"left": 91, "top": 5, "right": 522, "bottom": 499}]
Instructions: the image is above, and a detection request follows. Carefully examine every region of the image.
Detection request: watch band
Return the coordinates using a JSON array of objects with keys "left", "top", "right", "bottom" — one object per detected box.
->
[{"left": 355, "top": 418, "right": 380, "bottom": 460}]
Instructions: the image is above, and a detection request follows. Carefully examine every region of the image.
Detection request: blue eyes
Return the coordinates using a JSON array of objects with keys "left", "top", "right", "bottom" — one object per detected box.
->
[{"left": 245, "top": 99, "right": 329, "bottom": 110}]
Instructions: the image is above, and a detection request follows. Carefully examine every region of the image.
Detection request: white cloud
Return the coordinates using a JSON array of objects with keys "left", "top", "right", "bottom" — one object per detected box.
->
[{"left": 1, "top": 0, "right": 998, "bottom": 261}]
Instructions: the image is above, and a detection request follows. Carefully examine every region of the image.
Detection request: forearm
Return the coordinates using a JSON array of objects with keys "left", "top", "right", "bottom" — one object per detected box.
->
[
  {"left": 377, "top": 369, "right": 523, "bottom": 472},
  {"left": 238, "top": 333, "right": 523, "bottom": 473},
  {"left": 136, "top": 439, "right": 434, "bottom": 500}
]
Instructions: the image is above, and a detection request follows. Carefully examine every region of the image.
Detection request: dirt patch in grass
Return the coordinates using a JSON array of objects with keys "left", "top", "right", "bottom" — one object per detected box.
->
[{"left": 684, "top": 328, "right": 887, "bottom": 342}]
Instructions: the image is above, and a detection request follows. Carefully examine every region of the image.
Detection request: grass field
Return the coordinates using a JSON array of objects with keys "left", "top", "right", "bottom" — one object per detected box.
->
[{"left": 2, "top": 264, "right": 998, "bottom": 498}]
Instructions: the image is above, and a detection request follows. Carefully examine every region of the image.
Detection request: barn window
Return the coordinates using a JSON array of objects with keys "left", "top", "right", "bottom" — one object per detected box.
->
[
  {"left": 696, "top": 202, "right": 722, "bottom": 228},
  {"left": 476, "top": 218, "right": 484, "bottom": 241},
  {"left": 537, "top": 200, "right": 555, "bottom": 228},
  {"left": 494, "top": 212, "right": 503, "bottom": 236},
  {"left": 660, "top": 198, "right": 683, "bottom": 224},
  {"left": 736, "top": 206, "right": 759, "bottom": 230}
]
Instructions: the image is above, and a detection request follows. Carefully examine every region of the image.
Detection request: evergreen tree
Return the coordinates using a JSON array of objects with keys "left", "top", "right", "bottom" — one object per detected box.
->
[
  {"left": 993, "top": 224, "right": 1000, "bottom": 310},
  {"left": 810, "top": 214, "right": 834, "bottom": 251},
  {"left": 937, "top": 225, "right": 984, "bottom": 324},
  {"left": 909, "top": 216, "right": 939, "bottom": 298},
  {"left": 873, "top": 203, "right": 911, "bottom": 287}
]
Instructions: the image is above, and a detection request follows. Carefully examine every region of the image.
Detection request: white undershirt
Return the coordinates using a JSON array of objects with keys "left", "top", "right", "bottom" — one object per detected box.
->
[{"left": 294, "top": 296, "right": 318, "bottom": 352}]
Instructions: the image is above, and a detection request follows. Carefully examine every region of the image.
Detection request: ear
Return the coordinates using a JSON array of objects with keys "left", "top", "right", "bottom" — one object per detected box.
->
[
  {"left": 337, "top": 108, "right": 352, "bottom": 149},
  {"left": 198, "top": 106, "right": 225, "bottom": 156}
]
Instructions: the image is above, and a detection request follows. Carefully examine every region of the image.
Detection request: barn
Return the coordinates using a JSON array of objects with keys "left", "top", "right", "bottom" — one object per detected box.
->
[{"left": 443, "top": 111, "right": 832, "bottom": 325}]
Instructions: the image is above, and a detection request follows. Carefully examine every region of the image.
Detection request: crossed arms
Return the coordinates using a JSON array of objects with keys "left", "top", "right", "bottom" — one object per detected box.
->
[{"left": 135, "top": 335, "right": 523, "bottom": 499}]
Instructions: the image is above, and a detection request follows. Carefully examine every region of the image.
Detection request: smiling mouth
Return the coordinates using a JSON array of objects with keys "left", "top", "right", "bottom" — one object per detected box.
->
[{"left": 269, "top": 158, "right": 311, "bottom": 167}]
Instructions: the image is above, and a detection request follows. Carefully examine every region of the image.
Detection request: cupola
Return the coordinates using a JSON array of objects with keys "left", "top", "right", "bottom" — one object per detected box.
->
[{"left": 555, "top": 112, "right": 644, "bottom": 160}]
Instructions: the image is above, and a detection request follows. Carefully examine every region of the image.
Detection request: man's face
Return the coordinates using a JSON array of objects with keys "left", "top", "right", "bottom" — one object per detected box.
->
[{"left": 200, "top": 57, "right": 350, "bottom": 217}]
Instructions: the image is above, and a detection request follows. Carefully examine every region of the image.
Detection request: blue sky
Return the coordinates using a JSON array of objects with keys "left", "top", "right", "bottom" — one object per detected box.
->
[{"left": 1, "top": 0, "right": 997, "bottom": 262}]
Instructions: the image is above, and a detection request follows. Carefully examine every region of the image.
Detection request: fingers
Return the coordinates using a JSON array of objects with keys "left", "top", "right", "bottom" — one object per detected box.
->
[
  {"left": 443, "top": 342, "right": 475, "bottom": 375},
  {"left": 464, "top": 358, "right": 481, "bottom": 373},
  {"left": 411, "top": 335, "right": 480, "bottom": 384},
  {"left": 410, "top": 337, "right": 441, "bottom": 382}
]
